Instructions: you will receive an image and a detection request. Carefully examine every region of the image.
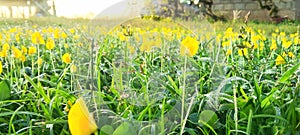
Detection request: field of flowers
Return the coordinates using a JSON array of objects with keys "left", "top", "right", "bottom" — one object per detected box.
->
[{"left": 0, "top": 18, "right": 299, "bottom": 135}]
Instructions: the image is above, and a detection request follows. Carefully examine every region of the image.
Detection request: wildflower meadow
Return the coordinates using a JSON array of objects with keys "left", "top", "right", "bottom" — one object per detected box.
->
[{"left": 0, "top": 16, "right": 299, "bottom": 135}]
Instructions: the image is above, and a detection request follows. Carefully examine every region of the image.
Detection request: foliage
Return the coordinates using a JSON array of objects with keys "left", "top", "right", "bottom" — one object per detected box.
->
[{"left": 0, "top": 18, "right": 299, "bottom": 134}]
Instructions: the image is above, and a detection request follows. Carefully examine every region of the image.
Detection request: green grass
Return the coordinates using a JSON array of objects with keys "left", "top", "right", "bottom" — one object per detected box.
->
[{"left": 0, "top": 17, "right": 299, "bottom": 135}]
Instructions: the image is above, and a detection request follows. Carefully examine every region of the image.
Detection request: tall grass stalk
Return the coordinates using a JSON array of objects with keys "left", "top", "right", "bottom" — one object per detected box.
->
[
  {"left": 180, "top": 56, "right": 188, "bottom": 135},
  {"left": 180, "top": 90, "right": 197, "bottom": 134},
  {"left": 233, "top": 83, "right": 238, "bottom": 135}
]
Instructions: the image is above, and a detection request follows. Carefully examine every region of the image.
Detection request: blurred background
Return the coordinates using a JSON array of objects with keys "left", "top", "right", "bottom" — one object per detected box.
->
[
  {"left": 0, "top": 0, "right": 140, "bottom": 19},
  {"left": 0, "top": 0, "right": 299, "bottom": 21}
]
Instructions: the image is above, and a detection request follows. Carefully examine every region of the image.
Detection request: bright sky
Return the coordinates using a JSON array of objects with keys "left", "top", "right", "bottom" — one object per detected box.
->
[{"left": 54, "top": 0, "right": 143, "bottom": 19}]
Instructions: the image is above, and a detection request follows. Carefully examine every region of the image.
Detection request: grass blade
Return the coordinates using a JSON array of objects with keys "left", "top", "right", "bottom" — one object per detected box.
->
[
  {"left": 246, "top": 109, "right": 253, "bottom": 135},
  {"left": 24, "top": 74, "right": 50, "bottom": 103},
  {"left": 278, "top": 62, "right": 300, "bottom": 83}
]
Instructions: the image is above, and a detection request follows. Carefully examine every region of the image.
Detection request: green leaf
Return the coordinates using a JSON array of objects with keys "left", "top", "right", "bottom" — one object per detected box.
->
[
  {"left": 0, "top": 80, "right": 11, "bottom": 101},
  {"left": 184, "top": 128, "right": 198, "bottom": 135},
  {"left": 188, "top": 113, "right": 199, "bottom": 124},
  {"left": 278, "top": 62, "right": 300, "bottom": 83},
  {"left": 24, "top": 74, "right": 50, "bottom": 103},
  {"left": 112, "top": 122, "right": 135, "bottom": 135},
  {"left": 246, "top": 109, "right": 253, "bottom": 134},
  {"left": 167, "top": 75, "right": 180, "bottom": 95},
  {"left": 261, "top": 87, "right": 278, "bottom": 109},
  {"left": 100, "top": 125, "right": 114, "bottom": 135},
  {"left": 198, "top": 110, "right": 218, "bottom": 127}
]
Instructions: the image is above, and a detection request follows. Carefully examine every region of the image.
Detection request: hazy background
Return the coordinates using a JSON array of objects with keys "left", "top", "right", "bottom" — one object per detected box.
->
[{"left": 54, "top": 0, "right": 145, "bottom": 19}]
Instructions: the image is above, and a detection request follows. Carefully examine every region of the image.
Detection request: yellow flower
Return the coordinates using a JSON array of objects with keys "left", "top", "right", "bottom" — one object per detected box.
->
[
  {"left": 28, "top": 46, "right": 37, "bottom": 55},
  {"left": 73, "top": 35, "right": 80, "bottom": 40},
  {"left": 176, "top": 32, "right": 181, "bottom": 39},
  {"left": 222, "top": 40, "right": 230, "bottom": 47},
  {"left": 238, "top": 48, "right": 248, "bottom": 57},
  {"left": 0, "top": 61, "right": 2, "bottom": 74},
  {"left": 253, "top": 43, "right": 258, "bottom": 49},
  {"left": 261, "top": 35, "right": 267, "bottom": 41},
  {"left": 3, "top": 43, "right": 10, "bottom": 51},
  {"left": 275, "top": 55, "right": 285, "bottom": 65},
  {"left": 259, "top": 42, "right": 264, "bottom": 51},
  {"left": 38, "top": 57, "right": 43, "bottom": 65},
  {"left": 21, "top": 46, "right": 27, "bottom": 54},
  {"left": 5, "top": 33, "right": 10, "bottom": 42},
  {"left": 12, "top": 46, "right": 22, "bottom": 59},
  {"left": 251, "top": 35, "right": 260, "bottom": 43},
  {"left": 282, "top": 52, "right": 287, "bottom": 57},
  {"left": 140, "top": 40, "right": 155, "bottom": 52},
  {"left": 62, "top": 53, "right": 71, "bottom": 64},
  {"left": 0, "top": 50, "right": 7, "bottom": 58},
  {"left": 270, "top": 39, "right": 277, "bottom": 51},
  {"left": 46, "top": 38, "right": 55, "bottom": 50},
  {"left": 288, "top": 52, "right": 295, "bottom": 58},
  {"left": 31, "top": 32, "right": 44, "bottom": 44},
  {"left": 216, "top": 34, "right": 222, "bottom": 43},
  {"left": 68, "top": 97, "right": 97, "bottom": 135},
  {"left": 42, "top": 28, "right": 47, "bottom": 34},
  {"left": 282, "top": 40, "right": 292, "bottom": 49},
  {"left": 225, "top": 27, "right": 233, "bottom": 34},
  {"left": 39, "top": 37, "right": 45, "bottom": 44},
  {"left": 180, "top": 36, "right": 199, "bottom": 57},
  {"left": 280, "top": 32, "right": 286, "bottom": 37},
  {"left": 71, "top": 64, "right": 77, "bottom": 73},
  {"left": 294, "top": 37, "right": 299, "bottom": 45},
  {"left": 48, "top": 27, "right": 54, "bottom": 33},
  {"left": 54, "top": 29, "right": 60, "bottom": 39},
  {"left": 243, "top": 41, "right": 252, "bottom": 48},
  {"left": 118, "top": 34, "right": 127, "bottom": 41},
  {"left": 226, "top": 49, "right": 232, "bottom": 56},
  {"left": 61, "top": 32, "right": 68, "bottom": 39},
  {"left": 15, "top": 33, "right": 20, "bottom": 42},
  {"left": 64, "top": 44, "right": 69, "bottom": 49},
  {"left": 21, "top": 55, "right": 26, "bottom": 62},
  {"left": 69, "top": 28, "right": 75, "bottom": 34}
]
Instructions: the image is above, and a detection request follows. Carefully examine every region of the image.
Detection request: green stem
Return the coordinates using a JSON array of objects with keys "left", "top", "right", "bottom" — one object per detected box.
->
[
  {"left": 37, "top": 44, "right": 40, "bottom": 84},
  {"left": 233, "top": 83, "right": 238, "bottom": 135},
  {"left": 180, "top": 56, "right": 187, "bottom": 135},
  {"left": 50, "top": 50, "right": 56, "bottom": 71}
]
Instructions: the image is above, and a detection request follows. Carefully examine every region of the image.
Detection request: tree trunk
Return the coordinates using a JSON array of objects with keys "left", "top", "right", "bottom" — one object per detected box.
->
[{"left": 296, "top": 0, "right": 300, "bottom": 20}]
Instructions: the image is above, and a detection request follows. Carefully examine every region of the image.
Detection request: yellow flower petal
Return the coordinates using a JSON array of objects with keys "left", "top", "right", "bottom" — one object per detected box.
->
[
  {"left": 68, "top": 98, "right": 97, "bottom": 135},
  {"left": 12, "top": 46, "right": 22, "bottom": 59},
  {"left": 288, "top": 52, "right": 295, "bottom": 58},
  {"left": 238, "top": 48, "right": 248, "bottom": 57},
  {"left": 180, "top": 36, "right": 199, "bottom": 57},
  {"left": 276, "top": 55, "right": 285, "bottom": 65},
  {"left": 46, "top": 38, "right": 55, "bottom": 50},
  {"left": 38, "top": 57, "right": 43, "bottom": 66},
  {"left": 270, "top": 39, "right": 277, "bottom": 51},
  {"left": 62, "top": 53, "right": 71, "bottom": 64},
  {"left": 71, "top": 64, "right": 77, "bottom": 73},
  {"left": 226, "top": 49, "right": 232, "bottom": 56},
  {"left": 28, "top": 46, "right": 37, "bottom": 55},
  {"left": 0, "top": 61, "right": 2, "bottom": 74}
]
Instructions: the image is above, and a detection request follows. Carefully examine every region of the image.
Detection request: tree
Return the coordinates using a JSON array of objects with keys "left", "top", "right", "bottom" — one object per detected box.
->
[
  {"left": 180, "top": 0, "right": 226, "bottom": 21},
  {"left": 252, "top": 0, "right": 288, "bottom": 23}
]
